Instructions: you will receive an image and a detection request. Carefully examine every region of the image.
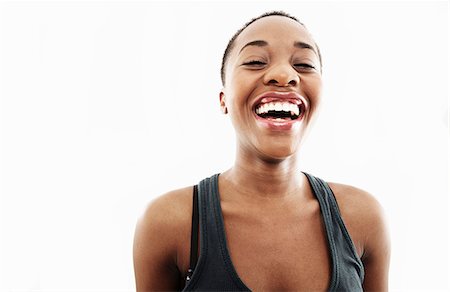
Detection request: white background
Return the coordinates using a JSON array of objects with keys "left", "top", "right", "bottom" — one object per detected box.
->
[{"left": 0, "top": 0, "right": 448, "bottom": 291}]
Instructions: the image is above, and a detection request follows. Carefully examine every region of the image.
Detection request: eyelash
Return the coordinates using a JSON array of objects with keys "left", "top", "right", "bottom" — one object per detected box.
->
[
  {"left": 242, "top": 61, "right": 316, "bottom": 70},
  {"left": 294, "top": 63, "right": 316, "bottom": 70},
  {"left": 243, "top": 60, "right": 266, "bottom": 66}
]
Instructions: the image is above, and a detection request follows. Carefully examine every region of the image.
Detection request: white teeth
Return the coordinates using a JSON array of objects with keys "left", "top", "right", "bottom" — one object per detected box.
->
[{"left": 256, "top": 101, "right": 301, "bottom": 116}]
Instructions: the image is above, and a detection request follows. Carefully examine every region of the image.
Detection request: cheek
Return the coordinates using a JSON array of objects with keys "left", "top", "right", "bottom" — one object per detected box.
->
[
  {"left": 303, "top": 76, "right": 323, "bottom": 111},
  {"left": 226, "top": 76, "right": 254, "bottom": 107}
]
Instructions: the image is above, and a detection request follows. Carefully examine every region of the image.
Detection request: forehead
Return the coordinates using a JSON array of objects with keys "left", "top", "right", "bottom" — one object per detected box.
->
[{"left": 233, "top": 16, "right": 316, "bottom": 54}]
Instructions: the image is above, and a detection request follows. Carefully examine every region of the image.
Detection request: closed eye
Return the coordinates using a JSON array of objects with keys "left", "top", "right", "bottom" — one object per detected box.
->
[
  {"left": 243, "top": 60, "right": 266, "bottom": 66},
  {"left": 294, "top": 63, "right": 316, "bottom": 70}
]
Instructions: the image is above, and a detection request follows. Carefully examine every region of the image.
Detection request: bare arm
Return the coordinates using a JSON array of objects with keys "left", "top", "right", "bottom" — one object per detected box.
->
[
  {"left": 361, "top": 199, "right": 391, "bottom": 291},
  {"left": 133, "top": 190, "right": 191, "bottom": 291}
]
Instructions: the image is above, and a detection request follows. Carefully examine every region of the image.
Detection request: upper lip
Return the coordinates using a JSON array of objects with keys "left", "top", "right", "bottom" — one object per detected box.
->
[{"left": 252, "top": 91, "right": 308, "bottom": 111}]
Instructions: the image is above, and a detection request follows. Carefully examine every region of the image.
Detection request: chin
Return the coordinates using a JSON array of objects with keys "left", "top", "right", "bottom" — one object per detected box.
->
[{"left": 257, "top": 140, "right": 300, "bottom": 162}]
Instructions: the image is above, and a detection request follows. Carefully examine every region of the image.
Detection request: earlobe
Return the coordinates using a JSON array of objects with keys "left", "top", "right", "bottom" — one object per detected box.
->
[{"left": 219, "top": 91, "right": 228, "bottom": 114}]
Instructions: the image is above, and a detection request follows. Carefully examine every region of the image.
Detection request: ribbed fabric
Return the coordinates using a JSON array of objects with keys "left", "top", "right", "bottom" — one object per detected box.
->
[{"left": 182, "top": 173, "right": 364, "bottom": 291}]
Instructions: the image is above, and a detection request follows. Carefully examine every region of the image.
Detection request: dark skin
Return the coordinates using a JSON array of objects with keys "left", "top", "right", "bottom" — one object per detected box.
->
[{"left": 134, "top": 16, "right": 390, "bottom": 291}]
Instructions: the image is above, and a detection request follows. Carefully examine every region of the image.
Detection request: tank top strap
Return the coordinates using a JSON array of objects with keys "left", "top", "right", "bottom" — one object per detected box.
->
[
  {"left": 183, "top": 174, "right": 250, "bottom": 291},
  {"left": 303, "top": 172, "right": 365, "bottom": 291}
]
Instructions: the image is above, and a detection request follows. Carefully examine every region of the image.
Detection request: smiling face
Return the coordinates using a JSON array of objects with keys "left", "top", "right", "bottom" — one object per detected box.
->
[{"left": 220, "top": 15, "right": 323, "bottom": 161}]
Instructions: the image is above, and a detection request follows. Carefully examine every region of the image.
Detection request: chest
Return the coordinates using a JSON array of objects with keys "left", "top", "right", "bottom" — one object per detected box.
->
[{"left": 220, "top": 200, "right": 332, "bottom": 291}]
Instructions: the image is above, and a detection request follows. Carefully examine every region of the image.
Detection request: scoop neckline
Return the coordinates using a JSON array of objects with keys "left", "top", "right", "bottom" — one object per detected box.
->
[{"left": 209, "top": 172, "right": 339, "bottom": 291}]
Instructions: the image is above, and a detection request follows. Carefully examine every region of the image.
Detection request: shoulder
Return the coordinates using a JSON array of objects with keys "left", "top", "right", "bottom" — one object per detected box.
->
[
  {"left": 327, "top": 182, "right": 389, "bottom": 259},
  {"left": 139, "top": 186, "right": 194, "bottom": 223},
  {"left": 327, "top": 182, "right": 385, "bottom": 223},
  {"left": 134, "top": 186, "right": 194, "bottom": 250},
  {"left": 133, "top": 186, "right": 194, "bottom": 289},
  {"left": 328, "top": 182, "right": 390, "bottom": 291}
]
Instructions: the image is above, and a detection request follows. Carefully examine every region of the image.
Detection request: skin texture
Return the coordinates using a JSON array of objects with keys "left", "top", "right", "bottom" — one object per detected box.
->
[{"left": 133, "top": 15, "right": 390, "bottom": 291}]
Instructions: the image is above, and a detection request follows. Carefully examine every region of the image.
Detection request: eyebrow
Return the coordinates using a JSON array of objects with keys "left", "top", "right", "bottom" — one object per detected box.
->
[
  {"left": 294, "top": 41, "right": 316, "bottom": 53},
  {"left": 239, "top": 40, "right": 268, "bottom": 54},
  {"left": 239, "top": 39, "right": 318, "bottom": 55}
]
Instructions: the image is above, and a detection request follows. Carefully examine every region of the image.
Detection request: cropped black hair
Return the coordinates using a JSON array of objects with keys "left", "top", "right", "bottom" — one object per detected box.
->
[{"left": 220, "top": 11, "right": 322, "bottom": 85}]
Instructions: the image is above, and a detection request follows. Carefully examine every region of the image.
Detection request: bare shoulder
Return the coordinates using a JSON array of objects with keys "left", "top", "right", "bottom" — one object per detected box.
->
[
  {"left": 137, "top": 186, "right": 193, "bottom": 230},
  {"left": 328, "top": 182, "right": 390, "bottom": 291},
  {"left": 327, "top": 182, "right": 385, "bottom": 227},
  {"left": 327, "top": 182, "right": 388, "bottom": 249},
  {"left": 133, "top": 186, "right": 193, "bottom": 291}
]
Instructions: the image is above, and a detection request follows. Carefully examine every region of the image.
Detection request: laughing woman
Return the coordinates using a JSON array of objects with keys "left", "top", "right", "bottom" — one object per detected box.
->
[{"left": 133, "top": 11, "right": 390, "bottom": 291}]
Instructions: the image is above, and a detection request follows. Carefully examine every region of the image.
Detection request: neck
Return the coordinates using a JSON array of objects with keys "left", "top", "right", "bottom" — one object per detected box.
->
[{"left": 221, "top": 148, "right": 305, "bottom": 200}]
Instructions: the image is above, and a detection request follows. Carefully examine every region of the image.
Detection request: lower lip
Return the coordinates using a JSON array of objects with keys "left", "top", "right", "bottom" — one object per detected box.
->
[{"left": 254, "top": 113, "right": 304, "bottom": 131}]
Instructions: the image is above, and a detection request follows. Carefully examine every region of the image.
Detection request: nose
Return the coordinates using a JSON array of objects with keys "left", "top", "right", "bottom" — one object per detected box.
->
[{"left": 263, "top": 63, "right": 299, "bottom": 87}]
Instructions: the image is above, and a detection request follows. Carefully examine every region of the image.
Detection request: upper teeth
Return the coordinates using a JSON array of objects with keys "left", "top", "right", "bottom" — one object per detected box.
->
[{"left": 256, "top": 102, "right": 300, "bottom": 116}]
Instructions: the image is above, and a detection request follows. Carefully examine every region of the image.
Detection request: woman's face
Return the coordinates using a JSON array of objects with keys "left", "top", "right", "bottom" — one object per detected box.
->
[{"left": 221, "top": 15, "right": 323, "bottom": 161}]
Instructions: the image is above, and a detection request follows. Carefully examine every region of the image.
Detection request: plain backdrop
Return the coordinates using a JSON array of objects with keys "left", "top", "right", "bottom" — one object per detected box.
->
[{"left": 0, "top": 0, "right": 448, "bottom": 291}]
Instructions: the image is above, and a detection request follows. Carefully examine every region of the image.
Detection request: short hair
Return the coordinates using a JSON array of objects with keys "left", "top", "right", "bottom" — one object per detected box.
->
[{"left": 220, "top": 11, "right": 322, "bottom": 85}]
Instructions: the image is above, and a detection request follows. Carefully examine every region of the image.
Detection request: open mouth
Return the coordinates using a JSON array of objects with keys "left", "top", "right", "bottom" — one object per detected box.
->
[{"left": 255, "top": 101, "right": 303, "bottom": 121}]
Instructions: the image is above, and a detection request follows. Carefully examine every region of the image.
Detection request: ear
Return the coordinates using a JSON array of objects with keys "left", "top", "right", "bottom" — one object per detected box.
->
[{"left": 219, "top": 90, "right": 228, "bottom": 114}]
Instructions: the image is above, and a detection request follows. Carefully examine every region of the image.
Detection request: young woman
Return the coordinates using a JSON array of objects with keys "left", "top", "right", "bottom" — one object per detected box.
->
[{"left": 133, "top": 11, "right": 390, "bottom": 291}]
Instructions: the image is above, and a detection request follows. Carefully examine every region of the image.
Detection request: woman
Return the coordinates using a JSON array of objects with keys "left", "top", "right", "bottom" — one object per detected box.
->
[{"left": 134, "top": 11, "right": 390, "bottom": 291}]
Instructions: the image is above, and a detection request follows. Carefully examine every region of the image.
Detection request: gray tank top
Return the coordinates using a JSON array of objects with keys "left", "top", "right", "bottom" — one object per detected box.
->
[{"left": 183, "top": 173, "right": 364, "bottom": 291}]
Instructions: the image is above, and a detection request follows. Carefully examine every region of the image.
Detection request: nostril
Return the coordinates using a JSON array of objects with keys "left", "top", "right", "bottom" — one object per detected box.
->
[{"left": 266, "top": 78, "right": 298, "bottom": 87}]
